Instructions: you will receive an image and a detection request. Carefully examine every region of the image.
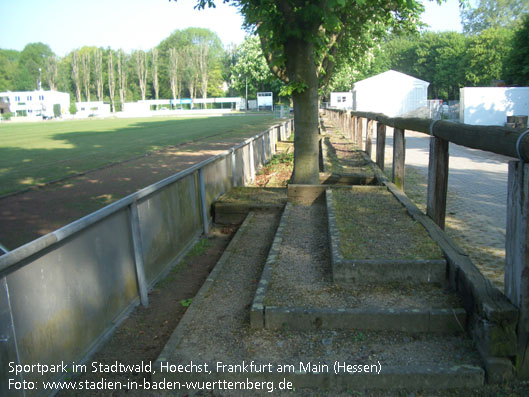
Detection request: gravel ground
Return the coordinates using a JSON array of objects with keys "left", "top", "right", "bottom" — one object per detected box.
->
[
  {"left": 157, "top": 206, "right": 482, "bottom": 396},
  {"left": 265, "top": 199, "right": 461, "bottom": 310}
]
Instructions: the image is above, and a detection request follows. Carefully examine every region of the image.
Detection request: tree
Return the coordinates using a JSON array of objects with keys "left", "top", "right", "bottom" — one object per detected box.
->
[
  {"left": 45, "top": 55, "right": 58, "bottom": 91},
  {"left": 152, "top": 48, "right": 160, "bottom": 101},
  {"left": 117, "top": 50, "right": 128, "bottom": 109},
  {"left": 0, "top": 49, "right": 19, "bottom": 92},
  {"left": 14, "top": 43, "right": 54, "bottom": 91},
  {"left": 189, "top": 0, "right": 423, "bottom": 183},
  {"left": 135, "top": 50, "right": 148, "bottom": 101},
  {"left": 464, "top": 27, "right": 513, "bottom": 86},
  {"left": 230, "top": 35, "right": 276, "bottom": 99},
  {"left": 108, "top": 50, "right": 116, "bottom": 112},
  {"left": 94, "top": 48, "right": 104, "bottom": 101},
  {"left": 71, "top": 51, "right": 82, "bottom": 102},
  {"left": 169, "top": 47, "right": 180, "bottom": 101},
  {"left": 81, "top": 51, "right": 91, "bottom": 101},
  {"left": 505, "top": 14, "right": 529, "bottom": 86},
  {"left": 461, "top": 0, "right": 529, "bottom": 34}
]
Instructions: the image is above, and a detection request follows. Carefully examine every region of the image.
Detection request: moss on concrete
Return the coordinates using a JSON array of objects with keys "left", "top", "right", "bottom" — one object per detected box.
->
[{"left": 332, "top": 188, "right": 444, "bottom": 261}]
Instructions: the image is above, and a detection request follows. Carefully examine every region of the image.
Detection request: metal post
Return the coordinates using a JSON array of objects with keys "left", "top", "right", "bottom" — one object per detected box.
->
[
  {"left": 249, "top": 141, "right": 255, "bottom": 181},
  {"left": 198, "top": 168, "right": 209, "bottom": 235},
  {"left": 129, "top": 203, "right": 149, "bottom": 307},
  {"left": 231, "top": 151, "right": 237, "bottom": 187}
]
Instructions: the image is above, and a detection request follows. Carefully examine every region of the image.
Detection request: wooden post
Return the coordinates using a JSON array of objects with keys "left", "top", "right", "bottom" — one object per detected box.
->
[
  {"left": 352, "top": 115, "right": 357, "bottom": 143},
  {"left": 392, "top": 128, "right": 406, "bottom": 191},
  {"left": 426, "top": 136, "right": 449, "bottom": 229},
  {"left": 356, "top": 116, "right": 363, "bottom": 149},
  {"left": 376, "top": 123, "right": 386, "bottom": 171},
  {"left": 505, "top": 160, "right": 529, "bottom": 378},
  {"left": 366, "top": 119, "right": 374, "bottom": 159},
  {"left": 347, "top": 114, "right": 355, "bottom": 141}
]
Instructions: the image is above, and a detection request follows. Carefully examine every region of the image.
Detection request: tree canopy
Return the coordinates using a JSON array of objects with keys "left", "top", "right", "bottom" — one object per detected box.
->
[
  {"left": 192, "top": 0, "right": 424, "bottom": 183},
  {"left": 461, "top": 0, "right": 529, "bottom": 34},
  {"left": 505, "top": 14, "right": 529, "bottom": 86}
]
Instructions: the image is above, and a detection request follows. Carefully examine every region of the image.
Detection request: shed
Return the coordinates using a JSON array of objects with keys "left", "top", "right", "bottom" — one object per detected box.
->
[
  {"left": 352, "top": 70, "right": 429, "bottom": 117},
  {"left": 330, "top": 92, "right": 353, "bottom": 109},
  {"left": 460, "top": 87, "right": 529, "bottom": 126}
]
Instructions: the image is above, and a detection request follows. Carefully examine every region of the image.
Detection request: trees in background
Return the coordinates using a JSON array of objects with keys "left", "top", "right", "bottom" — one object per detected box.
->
[
  {"left": 190, "top": 0, "right": 424, "bottom": 184},
  {"left": 340, "top": 27, "right": 515, "bottom": 101},
  {"left": 461, "top": 0, "right": 529, "bottom": 34},
  {"left": 229, "top": 36, "right": 282, "bottom": 100},
  {"left": 107, "top": 50, "right": 116, "bottom": 112},
  {"left": 505, "top": 14, "right": 529, "bottom": 86},
  {"left": 0, "top": 28, "right": 243, "bottom": 111}
]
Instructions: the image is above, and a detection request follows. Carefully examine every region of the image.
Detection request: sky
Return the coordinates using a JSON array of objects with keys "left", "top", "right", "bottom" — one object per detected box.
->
[{"left": 0, "top": 0, "right": 463, "bottom": 56}]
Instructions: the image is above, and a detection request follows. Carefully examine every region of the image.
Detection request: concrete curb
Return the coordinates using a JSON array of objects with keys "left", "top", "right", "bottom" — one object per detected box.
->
[
  {"left": 250, "top": 203, "right": 292, "bottom": 328},
  {"left": 265, "top": 306, "right": 467, "bottom": 333},
  {"left": 320, "top": 136, "right": 379, "bottom": 185},
  {"left": 325, "top": 188, "right": 446, "bottom": 284}
]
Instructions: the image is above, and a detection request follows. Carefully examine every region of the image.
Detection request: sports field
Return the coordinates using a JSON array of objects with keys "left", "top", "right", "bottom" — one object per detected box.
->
[{"left": 0, "top": 115, "right": 278, "bottom": 196}]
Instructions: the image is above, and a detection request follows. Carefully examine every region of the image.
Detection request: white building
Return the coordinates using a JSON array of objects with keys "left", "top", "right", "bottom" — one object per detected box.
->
[
  {"left": 352, "top": 70, "right": 429, "bottom": 117},
  {"left": 0, "top": 90, "right": 70, "bottom": 118},
  {"left": 257, "top": 92, "right": 273, "bottom": 111},
  {"left": 75, "top": 101, "right": 111, "bottom": 118},
  {"left": 460, "top": 87, "right": 529, "bottom": 126},
  {"left": 330, "top": 92, "right": 353, "bottom": 109}
]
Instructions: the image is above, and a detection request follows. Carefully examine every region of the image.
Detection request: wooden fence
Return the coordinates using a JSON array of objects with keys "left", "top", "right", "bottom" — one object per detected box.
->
[{"left": 325, "top": 108, "right": 529, "bottom": 380}]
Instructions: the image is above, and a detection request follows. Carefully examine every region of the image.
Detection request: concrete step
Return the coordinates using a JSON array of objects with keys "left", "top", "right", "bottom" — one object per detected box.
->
[
  {"left": 326, "top": 187, "right": 447, "bottom": 284},
  {"left": 154, "top": 210, "right": 484, "bottom": 393},
  {"left": 252, "top": 200, "right": 465, "bottom": 334},
  {"left": 214, "top": 187, "right": 286, "bottom": 224}
]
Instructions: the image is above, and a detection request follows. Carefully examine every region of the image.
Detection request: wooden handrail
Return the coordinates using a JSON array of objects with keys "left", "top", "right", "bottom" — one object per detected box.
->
[{"left": 328, "top": 109, "right": 529, "bottom": 162}]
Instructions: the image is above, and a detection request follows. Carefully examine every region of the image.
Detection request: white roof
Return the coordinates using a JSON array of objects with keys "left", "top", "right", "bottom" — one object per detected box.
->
[{"left": 353, "top": 70, "right": 429, "bottom": 90}]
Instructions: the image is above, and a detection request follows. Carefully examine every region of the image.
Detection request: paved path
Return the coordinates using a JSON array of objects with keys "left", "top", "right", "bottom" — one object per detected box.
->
[{"left": 378, "top": 128, "right": 510, "bottom": 289}]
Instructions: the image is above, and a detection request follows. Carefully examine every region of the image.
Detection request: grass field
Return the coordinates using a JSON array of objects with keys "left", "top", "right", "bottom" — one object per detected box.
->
[{"left": 0, "top": 115, "right": 279, "bottom": 196}]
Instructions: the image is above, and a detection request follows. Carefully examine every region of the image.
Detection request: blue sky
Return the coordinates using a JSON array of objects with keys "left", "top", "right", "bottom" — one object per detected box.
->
[{"left": 1, "top": 0, "right": 463, "bottom": 56}]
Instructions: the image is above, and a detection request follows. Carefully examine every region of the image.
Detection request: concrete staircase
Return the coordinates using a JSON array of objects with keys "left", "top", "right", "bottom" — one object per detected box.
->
[{"left": 153, "top": 118, "right": 489, "bottom": 394}]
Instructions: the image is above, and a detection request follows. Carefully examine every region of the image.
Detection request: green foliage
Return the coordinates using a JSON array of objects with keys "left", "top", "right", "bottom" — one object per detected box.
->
[
  {"left": 69, "top": 102, "right": 77, "bottom": 114},
  {"left": 180, "top": 298, "right": 193, "bottom": 307},
  {"left": 505, "top": 14, "right": 529, "bottom": 86},
  {"left": 230, "top": 35, "right": 284, "bottom": 99},
  {"left": 355, "top": 27, "right": 514, "bottom": 101},
  {"left": 464, "top": 27, "right": 513, "bottom": 86},
  {"left": 1, "top": 111, "right": 13, "bottom": 121},
  {"left": 461, "top": 0, "right": 529, "bottom": 34},
  {"left": 279, "top": 81, "right": 308, "bottom": 96},
  {"left": 0, "top": 49, "right": 19, "bottom": 92},
  {"left": 53, "top": 104, "right": 61, "bottom": 118},
  {"left": 14, "top": 43, "right": 54, "bottom": 91}
]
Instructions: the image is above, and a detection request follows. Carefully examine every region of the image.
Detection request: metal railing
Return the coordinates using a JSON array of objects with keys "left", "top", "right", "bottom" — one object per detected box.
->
[{"left": 0, "top": 119, "right": 293, "bottom": 395}]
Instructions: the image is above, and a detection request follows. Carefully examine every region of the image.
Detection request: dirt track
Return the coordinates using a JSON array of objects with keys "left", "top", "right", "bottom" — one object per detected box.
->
[{"left": 0, "top": 135, "right": 255, "bottom": 251}]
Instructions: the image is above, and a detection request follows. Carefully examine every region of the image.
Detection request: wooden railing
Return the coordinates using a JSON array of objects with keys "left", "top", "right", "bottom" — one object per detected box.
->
[{"left": 324, "top": 108, "right": 529, "bottom": 379}]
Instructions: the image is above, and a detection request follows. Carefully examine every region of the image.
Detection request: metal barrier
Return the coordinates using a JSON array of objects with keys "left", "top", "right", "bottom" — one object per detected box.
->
[{"left": 0, "top": 119, "right": 293, "bottom": 395}]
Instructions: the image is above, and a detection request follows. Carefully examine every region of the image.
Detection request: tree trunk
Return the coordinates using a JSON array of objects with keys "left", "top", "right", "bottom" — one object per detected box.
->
[
  {"left": 94, "top": 49, "right": 103, "bottom": 101},
  {"left": 286, "top": 38, "right": 320, "bottom": 185},
  {"left": 71, "top": 52, "right": 82, "bottom": 102},
  {"left": 108, "top": 51, "right": 116, "bottom": 112}
]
